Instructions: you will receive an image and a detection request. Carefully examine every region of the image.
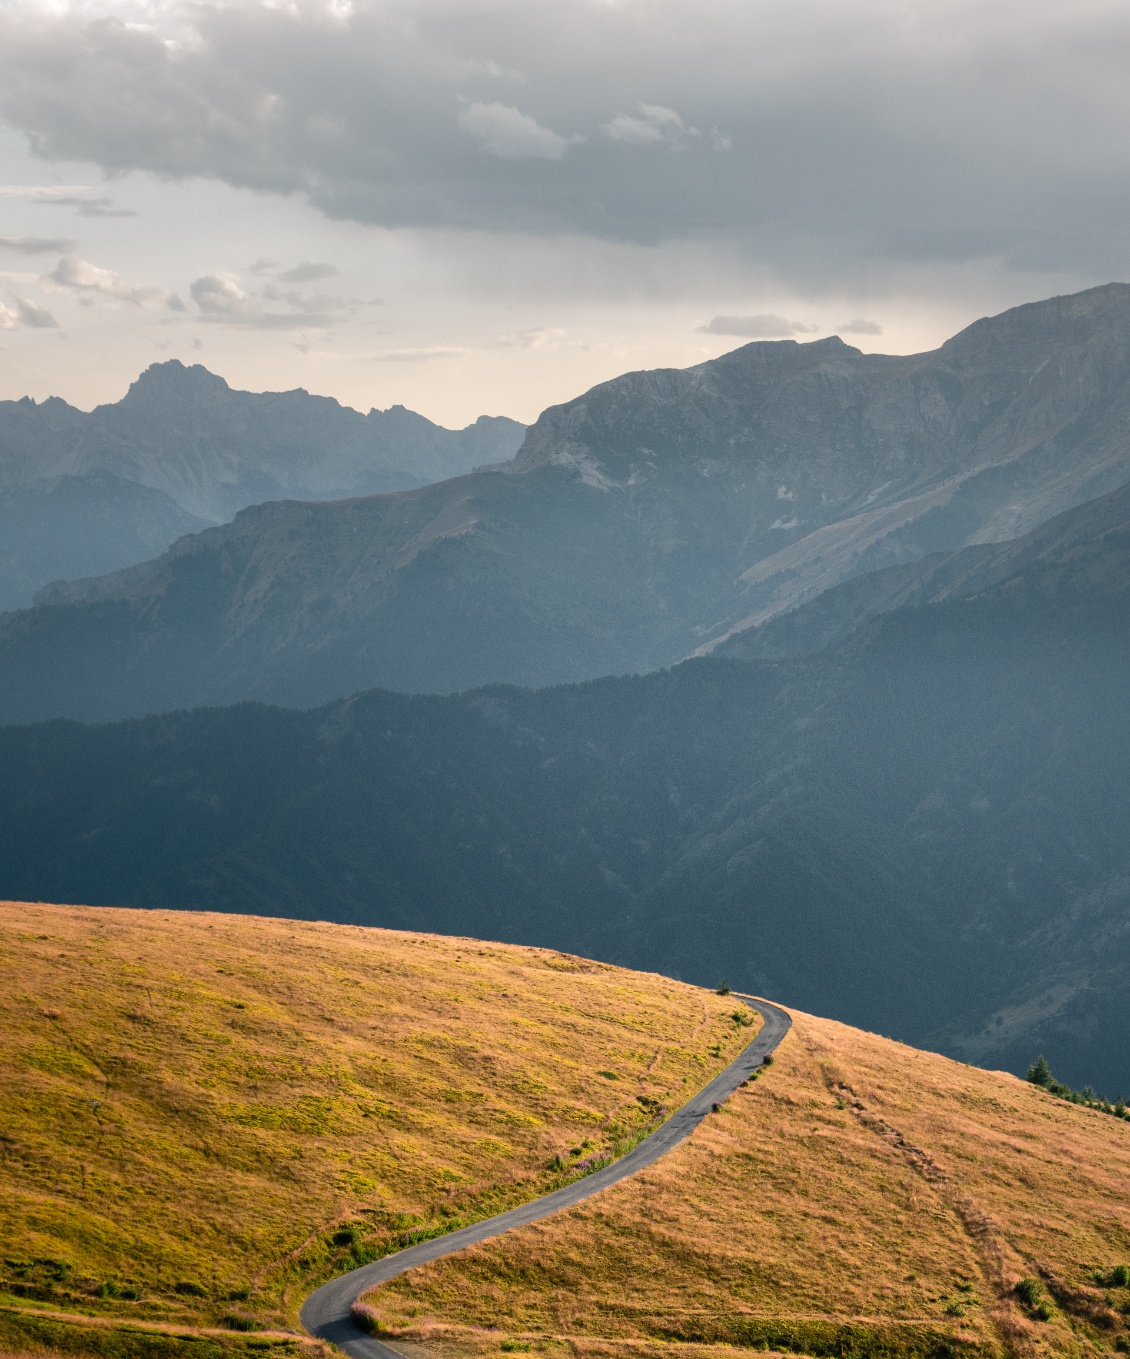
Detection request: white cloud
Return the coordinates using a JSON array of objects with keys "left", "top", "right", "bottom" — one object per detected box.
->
[
  {"left": 190, "top": 273, "right": 262, "bottom": 320},
  {"left": 0, "top": 296, "right": 58, "bottom": 329},
  {"left": 49, "top": 255, "right": 167, "bottom": 305},
  {"left": 603, "top": 104, "right": 696, "bottom": 146},
  {"left": 189, "top": 272, "right": 346, "bottom": 328},
  {"left": 457, "top": 102, "right": 574, "bottom": 160},
  {"left": 697, "top": 314, "right": 819, "bottom": 339}
]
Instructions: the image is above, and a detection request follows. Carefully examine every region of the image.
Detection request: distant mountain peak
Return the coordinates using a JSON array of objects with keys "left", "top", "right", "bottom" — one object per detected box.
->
[{"left": 120, "top": 360, "right": 232, "bottom": 407}]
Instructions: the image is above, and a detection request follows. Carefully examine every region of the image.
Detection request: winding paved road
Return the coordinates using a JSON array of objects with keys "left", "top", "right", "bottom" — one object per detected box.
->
[{"left": 301, "top": 995, "right": 792, "bottom": 1359}]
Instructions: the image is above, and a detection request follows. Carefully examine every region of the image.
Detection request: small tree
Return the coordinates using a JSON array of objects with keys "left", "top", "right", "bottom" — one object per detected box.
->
[
  {"left": 1027, "top": 1055, "right": 1053, "bottom": 1088},
  {"left": 716, "top": 980, "right": 731, "bottom": 996}
]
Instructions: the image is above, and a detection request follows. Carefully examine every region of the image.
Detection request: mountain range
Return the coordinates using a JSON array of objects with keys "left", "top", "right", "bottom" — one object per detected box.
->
[
  {"left": 4, "top": 284, "right": 1130, "bottom": 722},
  {"left": 0, "top": 361, "right": 525, "bottom": 611},
  {"left": 3, "top": 473, "right": 1128, "bottom": 1091}
]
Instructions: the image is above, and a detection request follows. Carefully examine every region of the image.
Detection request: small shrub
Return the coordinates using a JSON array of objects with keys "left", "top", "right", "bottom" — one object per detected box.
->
[
  {"left": 943, "top": 1303, "right": 964, "bottom": 1317},
  {"left": 1033, "top": 1304, "right": 1052, "bottom": 1322},
  {"left": 221, "top": 1314, "right": 263, "bottom": 1332},
  {"left": 228, "top": 1289, "right": 251, "bottom": 1302},
  {"left": 1015, "top": 1279, "right": 1041, "bottom": 1308},
  {"left": 596, "top": 1069, "right": 619, "bottom": 1080},
  {"left": 762, "top": 1055, "right": 775, "bottom": 1067},
  {"left": 716, "top": 980, "right": 731, "bottom": 996},
  {"left": 351, "top": 1301, "right": 383, "bottom": 1334},
  {"left": 500, "top": 1342, "right": 531, "bottom": 1352},
  {"left": 1112, "top": 1265, "right": 1130, "bottom": 1288},
  {"left": 174, "top": 1281, "right": 207, "bottom": 1297}
]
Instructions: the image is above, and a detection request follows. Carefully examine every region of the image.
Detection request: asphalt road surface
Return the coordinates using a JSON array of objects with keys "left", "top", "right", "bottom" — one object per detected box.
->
[{"left": 301, "top": 994, "right": 792, "bottom": 1359}]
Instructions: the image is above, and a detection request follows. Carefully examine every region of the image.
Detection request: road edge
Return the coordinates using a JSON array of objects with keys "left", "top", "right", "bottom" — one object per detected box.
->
[{"left": 300, "top": 993, "right": 791, "bottom": 1359}]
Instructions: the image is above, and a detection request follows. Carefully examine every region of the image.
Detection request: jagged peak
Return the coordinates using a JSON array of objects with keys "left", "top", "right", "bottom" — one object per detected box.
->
[{"left": 122, "top": 360, "right": 232, "bottom": 402}]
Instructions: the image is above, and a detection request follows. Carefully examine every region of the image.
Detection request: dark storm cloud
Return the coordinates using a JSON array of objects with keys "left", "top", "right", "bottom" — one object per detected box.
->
[{"left": 1, "top": 0, "right": 1129, "bottom": 283}]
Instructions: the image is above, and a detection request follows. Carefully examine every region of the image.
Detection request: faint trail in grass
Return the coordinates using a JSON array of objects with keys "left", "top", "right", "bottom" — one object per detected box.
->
[
  {"left": 300, "top": 996, "right": 791, "bottom": 1359},
  {"left": 821, "top": 1066, "right": 1034, "bottom": 1359}
]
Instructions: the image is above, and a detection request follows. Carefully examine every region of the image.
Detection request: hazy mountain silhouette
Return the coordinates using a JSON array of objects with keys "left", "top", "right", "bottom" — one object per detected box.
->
[
  {"left": 5, "top": 285, "right": 1130, "bottom": 723},
  {"left": 0, "top": 362, "right": 525, "bottom": 609}
]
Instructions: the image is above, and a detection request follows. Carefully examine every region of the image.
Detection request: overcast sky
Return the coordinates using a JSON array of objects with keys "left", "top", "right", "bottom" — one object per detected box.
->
[{"left": 0, "top": 0, "right": 1127, "bottom": 425}]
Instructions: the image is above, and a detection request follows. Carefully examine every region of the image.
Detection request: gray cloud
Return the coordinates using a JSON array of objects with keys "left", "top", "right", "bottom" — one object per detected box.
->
[
  {"left": 277, "top": 262, "right": 339, "bottom": 283},
  {"left": 457, "top": 102, "right": 575, "bottom": 160},
  {"left": 838, "top": 318, "right": 883, "bottom": 335},
  {"left": 1, "top": 0, "right": 1130, "bottom": 286},
  {"left": 697, "top": 314, "right": 818, "bottom": 339},
  {"left": 37, "top": 193, "right": 135, "bottom": 218},
  {"left": 0, "top": 234, "right": 77, "bottom": 254}
]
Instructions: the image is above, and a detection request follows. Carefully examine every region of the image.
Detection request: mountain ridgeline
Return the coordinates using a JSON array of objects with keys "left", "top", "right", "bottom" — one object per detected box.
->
[
  {"left": 3, "top": 477, "right": 1129, "bottom": 1092},
  {"left": 0, "top": 362, "right": 526, "bottom": 611},
  {"left": 3, "top": 285, "right": 1130, "bottom": 721}
]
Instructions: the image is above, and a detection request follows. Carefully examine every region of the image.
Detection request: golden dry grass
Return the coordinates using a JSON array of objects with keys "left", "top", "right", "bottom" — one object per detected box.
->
[
  {"left": 0, "top": 902, "right": 749, "bottom": 1336},
  {"left": 362, "top": 1011, "right": 1130, "bottom": 1359}
]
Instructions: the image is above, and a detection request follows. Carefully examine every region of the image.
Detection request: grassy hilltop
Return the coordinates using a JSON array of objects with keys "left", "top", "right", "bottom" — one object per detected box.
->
[
  {"left": 0, "top": 902, "right": 746, "bottom": 1355},
  {"left": 3, "top": 903, "right": 1129, "bottom": 1359},
  {"left": 360, "top": 1014, "right": 1130, "bottom": 1359}
]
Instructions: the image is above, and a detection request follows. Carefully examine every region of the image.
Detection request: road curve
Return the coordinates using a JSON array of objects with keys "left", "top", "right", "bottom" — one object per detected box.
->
[{"left": 301, "top": 995, "right": 791, "bottom": 1359}]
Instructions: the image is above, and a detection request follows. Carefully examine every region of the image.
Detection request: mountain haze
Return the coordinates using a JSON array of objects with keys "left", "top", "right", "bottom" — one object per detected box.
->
[
  {"left": 3, "top": 477, "right": 1129, "bottom": 1091},
  {"left": 0, "top": 362, "right": 525, "bottom": 610},
  {"left": 4, "top": 285, "right": 1130, "bottom": 722}
]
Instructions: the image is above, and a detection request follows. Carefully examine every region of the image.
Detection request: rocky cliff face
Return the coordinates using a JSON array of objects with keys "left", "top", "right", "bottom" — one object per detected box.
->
[{"left": 4, "top": 285, "right": 1130, "bottom": 722}]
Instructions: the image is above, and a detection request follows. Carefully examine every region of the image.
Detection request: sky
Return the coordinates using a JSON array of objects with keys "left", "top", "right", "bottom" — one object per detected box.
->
[{"left": 0, "top": 0, "right": 1128, "bottom": 427}]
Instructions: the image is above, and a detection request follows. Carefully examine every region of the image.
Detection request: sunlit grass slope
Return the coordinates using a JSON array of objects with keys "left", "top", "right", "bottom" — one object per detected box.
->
[
  {"left": 0, "top": 902, "right": 749, "bottom": 1339},
  {"left": 361, "top": 1011, "right": 1130, "bottom": 1359}
]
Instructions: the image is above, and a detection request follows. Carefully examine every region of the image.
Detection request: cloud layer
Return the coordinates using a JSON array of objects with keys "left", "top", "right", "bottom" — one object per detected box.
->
[{"left": 0, "top": 0, "right": 1128, "bottom": 287}]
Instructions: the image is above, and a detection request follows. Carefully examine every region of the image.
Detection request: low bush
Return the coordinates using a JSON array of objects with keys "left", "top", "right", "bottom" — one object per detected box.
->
[
  {"left": 221, "top": 1315, "right": 263, "bottom": 1332},
  {"left": 1014, "top": 1279, "right": 1041, "bottom": 1308}
]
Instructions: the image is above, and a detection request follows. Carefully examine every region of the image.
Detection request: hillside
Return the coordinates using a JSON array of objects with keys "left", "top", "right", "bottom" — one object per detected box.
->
[
  {"left": 0, "top": 472, "right": 209, "bottom": 614},
  {"left": 1, "top": 479, "right": 1129, "bottom": 1091},
  {"left": 0, "top": 363, "right": 525, "bottom": 610},
  {"left": 715, "top": 475, "right": 1130, "bottom": 663},
  {"left": 0, "top": 902, "right": 746, "bottom": 1345},
  {"left": 6, "top": 285, "right": 1130, "bottom": 719},
  {"left": 359, "top": 1009, "right": 1130, "bottom": 1359}
]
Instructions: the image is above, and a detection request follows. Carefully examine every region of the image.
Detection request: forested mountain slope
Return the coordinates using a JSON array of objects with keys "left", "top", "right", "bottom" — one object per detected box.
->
[{"left": 3, "top": 480, "right": 1129, "bottom": 1091}]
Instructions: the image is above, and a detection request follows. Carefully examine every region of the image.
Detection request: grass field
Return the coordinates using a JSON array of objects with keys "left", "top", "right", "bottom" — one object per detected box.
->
[
  {"left": 0, "top": 902, "right": 749, "bottom": 1342},
  {"left": 359, "top": 1011, "right": 1130, "bottom": 1359}
]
